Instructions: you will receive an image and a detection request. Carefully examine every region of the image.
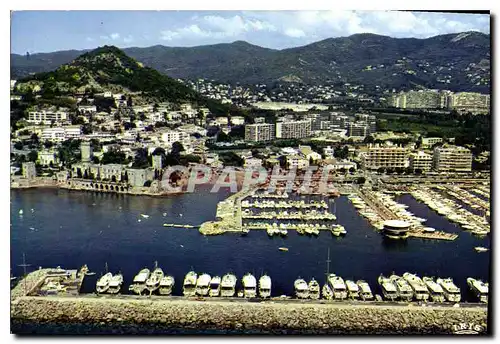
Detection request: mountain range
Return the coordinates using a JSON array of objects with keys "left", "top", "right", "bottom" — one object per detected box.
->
[{"left": 11, "top": 32, "right": 491, "bottom": 93}]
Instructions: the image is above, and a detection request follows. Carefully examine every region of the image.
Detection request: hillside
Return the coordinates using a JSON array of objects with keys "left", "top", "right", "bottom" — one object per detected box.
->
[
  {"left": 11, "top": 32, "right": 490, "bottom": 92},
  {"left": 13, "top": 46, "right": 230, "bottom": 114}
]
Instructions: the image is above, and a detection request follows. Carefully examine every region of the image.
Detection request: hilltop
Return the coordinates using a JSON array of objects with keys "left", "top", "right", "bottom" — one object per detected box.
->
[
  {"left": 13, "top": 46, "right": 230, "bottom": 114},
  {"left": 11, "top": 32, "right": 490, "bottom": 92}
]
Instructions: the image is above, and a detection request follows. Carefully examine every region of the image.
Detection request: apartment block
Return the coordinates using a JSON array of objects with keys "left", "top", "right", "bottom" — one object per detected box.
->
[
  {"left": 433, "top": 145, "right": 472, "bottom": 172},
  {"left": 409, "top": 151, "right": 433, "bottom": 172},
  {"left": 348, "top": 122, "right": 369, "bottom": 137},
  {"left": 448, "top": 92, "right": 490, "bottom": 114},
  {"left": 360, "top": 145, "right": 410, "bottom": 170},
  {"left": 28, "top": 110, "right": 68, "bottom": 124},
  {"left": 276, "top": 120, "right": 312, "bottom": 139},
  {"left": 244, "top": 123, "right": 276, "bottom": 142},
  {"left": 421, "top": 137, "right": 443, "bottom": 148}
]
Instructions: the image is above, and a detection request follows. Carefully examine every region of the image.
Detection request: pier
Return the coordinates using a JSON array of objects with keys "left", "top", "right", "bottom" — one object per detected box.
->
[{"left": 408, "top": 230, "right": 458, "bottom": 241}]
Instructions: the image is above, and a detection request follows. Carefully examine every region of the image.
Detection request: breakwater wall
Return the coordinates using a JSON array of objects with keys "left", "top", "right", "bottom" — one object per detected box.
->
[{"left": 11, "top": 296, "right": 488, "bottom": 335}]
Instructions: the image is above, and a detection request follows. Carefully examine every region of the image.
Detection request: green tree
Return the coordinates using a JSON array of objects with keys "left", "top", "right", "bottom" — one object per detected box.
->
[
  {"left": 27, "top": 150, "right": 38, "bottom": 162},
  {"left": 30, "top": 133, "right": 39, "bottom": 145},
  {"left": 357, "top": 177, "right": 366, "bottom": 184},
  {"left": 171, "top": 142, "right": 185, "bottom": 156},
  {"left": 13, "top": 142, "right": 23, "bottom": 150}
]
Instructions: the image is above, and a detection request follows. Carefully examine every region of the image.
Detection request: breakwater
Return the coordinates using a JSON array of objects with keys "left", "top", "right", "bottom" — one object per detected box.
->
[{"left": 11, "top": 296, "right": 488, "bottom": 334}]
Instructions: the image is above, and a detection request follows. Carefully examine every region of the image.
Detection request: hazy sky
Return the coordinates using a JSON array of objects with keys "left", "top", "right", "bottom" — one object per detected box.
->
[{"left": 11, "top": 10, "right": 490, "bottom": 54}]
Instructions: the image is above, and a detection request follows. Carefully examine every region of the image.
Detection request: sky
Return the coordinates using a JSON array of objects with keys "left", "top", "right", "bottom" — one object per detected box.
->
[{"left": 11, "top": 10, "right": 490, "bottom": 54}]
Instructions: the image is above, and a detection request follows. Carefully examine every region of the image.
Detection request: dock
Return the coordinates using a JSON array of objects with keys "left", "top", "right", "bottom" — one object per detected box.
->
[{"left": 408, "top": 230, "right": 458, "bottom": 241}]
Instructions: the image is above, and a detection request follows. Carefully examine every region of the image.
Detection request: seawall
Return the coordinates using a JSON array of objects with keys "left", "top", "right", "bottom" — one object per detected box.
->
[{"left": 11, "top": 296, "right": 488, "bottom": 335}]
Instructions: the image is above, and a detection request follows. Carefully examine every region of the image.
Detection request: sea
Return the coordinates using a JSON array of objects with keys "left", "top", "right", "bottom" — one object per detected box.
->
[{"left": 10, "top": 186, "right": 491, "bottom": 302}]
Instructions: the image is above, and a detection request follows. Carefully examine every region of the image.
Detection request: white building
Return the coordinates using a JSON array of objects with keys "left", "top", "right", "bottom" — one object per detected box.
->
[
  {"left": 409, "top": 151, "right": 433, "bottom": 172},
  {"left": 161, "top": 130, "right": 190, "bottom": 147},
  {"left": 37, "top": 150, "right": 58, "bottom": 166},
  {"left": 421, "top": 137, "right": 443, "bottom": 149},
  {"left": 433, "top": 145, "right": 472, "bottom": 172},
  {"left": 244, "top": 157, "right": 263, "bottom": 168},
  {"left": 286, "top": 155, "right": 309, "bottom": 169},
  {"left": 230, "top": 116, "right": 245, "bottom": 126},
  {"left": 41, "top": 126, "right": 82, "bottom": 142},
  {"left": 28, "top": 110, "right": 68, "bottom": 124},
  {"left": 245, "top": 123, "right": 276, "bottom": 142},
  {"left": 276, "top": 120, "right": 312, "bottom": 139},
  {"left": 299, "top": 145, "right": 322, "bottom": 162},
  {"left": 323, "top": 146, "right": 335, "bottom": 158},
  {"left": 360, "top": 145, "right": 410, "bottom": 170},
  {"left": 78, "top": 105, "right": 97, "bottom": 113}
]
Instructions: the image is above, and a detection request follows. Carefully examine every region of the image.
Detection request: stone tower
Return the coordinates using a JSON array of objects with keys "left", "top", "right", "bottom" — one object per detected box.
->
[
  {"left": 81, "top": 141, "right": 93, "bottom": 162},
  {"left": 152, "top": 154, "right": 162, "bottom": 170}
]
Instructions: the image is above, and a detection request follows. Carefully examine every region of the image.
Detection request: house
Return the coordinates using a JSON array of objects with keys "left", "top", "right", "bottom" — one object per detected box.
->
[
  {"left": 299, "top": 145, "right": 322, "bottom": 162},
  {"left": 286, "top": 155, "right": 309, "bottom": 169},
  {"left": 244, "top": 157, "right": 263, "bottom": 168}
]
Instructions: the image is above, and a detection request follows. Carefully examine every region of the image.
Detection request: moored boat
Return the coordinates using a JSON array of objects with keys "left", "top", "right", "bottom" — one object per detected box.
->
[
  {"left": 209, "top": 276, "right": 221, "bottom": 297},
  {"left": 220, "top": 273, "right": 237, "bottom": 297},
  {"left": 107, "top": 273, "right": 123, "bottom": 294},
  {"left": 378, "top": 275, "right": 398, "bottom": 301},
  {"left": 308, "top": 278, "right": 320, "bottom": 299},
  {"left": 436, "top": 277, "right": 461, "bottom": 303},
  {"left": 390, "top": 274, "right": 413, "bottom": 301},
  {"left": 96, "top": 272, "right": 112, "bottom": 294},
  {"left": 159, "top": 275, "right": 175, "bottom": 296},
  {"left": 467, "top": 277, "right": 488, "bottom": 303},
  {"left": 294, "top": 278, "right": 309, "bottom": 299},
  {"left": 322, "top": 284, "right": 333, "bottom": 300},
  {"left": 129, "top": 268, "right": 150, "bottom": 295},
  {"left": 422, "top": 277, "right": 445, "bottom": 302},
  {"left": 356, "top": 280, "right": 374, "bottom": 301},
  {"left": 327, "top": 274, "right": 347, "bottom": 300},
  {"left": 345, "top": 280, "right": 360, "bottom": 299},
  {"left": 259, "top": 274, "right": 272, "bottom": 298},
  {"left": 242, "top": 273, "right": 257, "bottom": 298},
  {"left": 146, "top": 265, "right": 164, "bottom": 294},
  {"left": 196, "top": 273, "right": 211, "bottom": 296},
  {"left": 183, "top": 271, "right": 197, "bottom": 297},
  {"left": 403, "top": 273, "right": 430, "bottom": 301}
]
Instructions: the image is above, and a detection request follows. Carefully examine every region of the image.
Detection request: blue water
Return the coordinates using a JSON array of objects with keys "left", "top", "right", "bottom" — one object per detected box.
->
[{"left": 10, "top": 188, "right": 491, "bottom": 301}]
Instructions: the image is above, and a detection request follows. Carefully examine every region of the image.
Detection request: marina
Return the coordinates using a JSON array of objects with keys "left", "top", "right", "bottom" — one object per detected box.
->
[{"left": 11, "top": 187, "right": 490, "bottom": 304}]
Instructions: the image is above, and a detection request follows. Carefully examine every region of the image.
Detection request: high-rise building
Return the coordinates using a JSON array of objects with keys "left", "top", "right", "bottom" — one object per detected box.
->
[
  {"left": 360, "top": 145, "right": 410, "bottom": 170},
  {"left": 244, "top": 123, "right": 276, "bottom": 142},
  {"left": 433, "top": 145, "right": 472, "bottom": 172},
  {"left": 348, "top": 122, "right": 369, "bottom": 137},
  {"left": 447, "top": 92, "right": 490, "bottom": 114},
  {"left": 276, "top": 120, "right": 312, "bottom": 139}
]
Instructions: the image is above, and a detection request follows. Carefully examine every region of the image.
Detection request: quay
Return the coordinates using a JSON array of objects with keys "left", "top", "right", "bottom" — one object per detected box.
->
[{"left": 407, "top": 230, "right": 458, "bottom": 241}]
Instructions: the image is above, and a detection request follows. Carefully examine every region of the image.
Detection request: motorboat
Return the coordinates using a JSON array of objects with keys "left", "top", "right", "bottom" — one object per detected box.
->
[
  {"left": 474, "top": 246, "right": 489, "bottom": 252},
  {"left": 356, "top": 280, "right": 374, "bottom": 301},
  {"left": 96, "top": 272, "right": 112, "bottom": 294},
  {"left": 436, "top": 277, "right": 461, "bottom": 303},
  {"left": 378, "top": 275, "right": 398, "bottom": 301},
  {"left": 259, "top": 275, "right": 272, "bottom": 298},
  {"left": 327, "top": 274, "right": 347, "bottom": 300},
  {"left": 146, "top": 266, "right": 164, "bottom": 294},
  {"left": 242, "top": 273, "right": 257, "bottom": 298},
  {"left": 195, "top": 273, "right": 211, "bottom": 296},
  {"left": 209, "top": 276, "right": 222, "bottom": 297},
  {"left": 322, "top": 284, "right": 333, "bottom": 300},
  {"left": 183, "top": 271, "right": 197, "bottom": 296},
  {"left": 107, "top": 273, "right": 123, "bottom": 294},
  {"left": 220, "top": 273, "right": 237, "bottom": 297},
  {"left": 422, "top": 277, "right": 445, "bottom": 302},
  {"left": 129, "top": 268, "right": 150, "bottom": 295},
  {"left": 308, "top": 278, "right": 320, "bottom": 300},
  {"left": 467, "top": 278, "right": 488, "bottom": 303},
  {"left": 294, "top": 278, "right": 309, "bottom": 299},
  {"left": 345, "top": 280, "right": 360, "bottom": 299},
  {"left": 158, "top": 275, "right": 175, "bottom": 296},
  {"left": 390, "top": 275, "right": 413, "bottom": 301},
  {"left": 403, "top": 273, "right": 430, "bottom": 301}
]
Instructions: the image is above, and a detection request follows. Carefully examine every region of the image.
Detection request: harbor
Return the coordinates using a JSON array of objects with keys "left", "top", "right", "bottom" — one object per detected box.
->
[{"left": 11, "top": 185, "right": 490, "bottom": 306}]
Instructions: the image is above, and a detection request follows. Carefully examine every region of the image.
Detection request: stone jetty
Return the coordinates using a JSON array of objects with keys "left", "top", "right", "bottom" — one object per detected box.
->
[{"left": 11, "top": 296, "right": 488, "bottom": 334}]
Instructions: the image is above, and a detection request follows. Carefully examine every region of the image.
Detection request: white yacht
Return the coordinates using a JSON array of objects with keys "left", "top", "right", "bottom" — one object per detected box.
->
[
  {"left": 259, "top": 275, "right": 272, "bottom": 298},
  {"left": 294, "top": 278, "right": 309, "bottom": 299},
  {"left": 403, "top": 273, "right": 430, "bottom": 301},
  {"left": 146, "top": 266, "right": 164, "bottom": 294},
  {"left": 242, "top": 273, "right": 257, "bottom": 298},
  {"left": 209, "top": 276, "right": 221, "bottom": 297},
  {"left": 107, "top": 273, "right": 123, "bottom": 294},
  {"left": 327, "top": 274, "right": 347, "bottom": 300},
  {"left": 322, "top": 284, "right": 333, "bottom": 300},
  {"left": 195, "top": 273, "right": 211, "bottom": 296},
  {"left": 467, "top": 278, "right": 488, "bottom": 303},
  {"left": 474, "top": 247, "right": 489, "bottom": 253},
  {"left": 422, "top": 277, "right": 445, "bottom": 302},
  {"left": 345, "top": 280, "right": 360, "bottom": 300},
  {"left": 96, "top": 272, "right": 112, "bottom": 294},
  {"left": 220, "top": 273, "right": 237, "bottom": 297},
  {"left": 158, "top": 275, "right": 175, "bottom": 296},
  {"left": 436, "top": 277, "right": 461, "bottom": 303},
  {"left": 356, "top": 280, "right": 374, "bottom": 301},
  {"left": 378, "top": 275, "right": 398, "bottom": 301},
  {"left": 183, "top": 271, "right": 197, "bottom": 296},
  {"left": 390, "top": 275, "right": 413, "bottom": 301},
  {"left": 308, "top": 279, "right": 320, "bottom": 300},
  {"left": 130, "top": 268, "right": 150, "bottom": 295}
]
